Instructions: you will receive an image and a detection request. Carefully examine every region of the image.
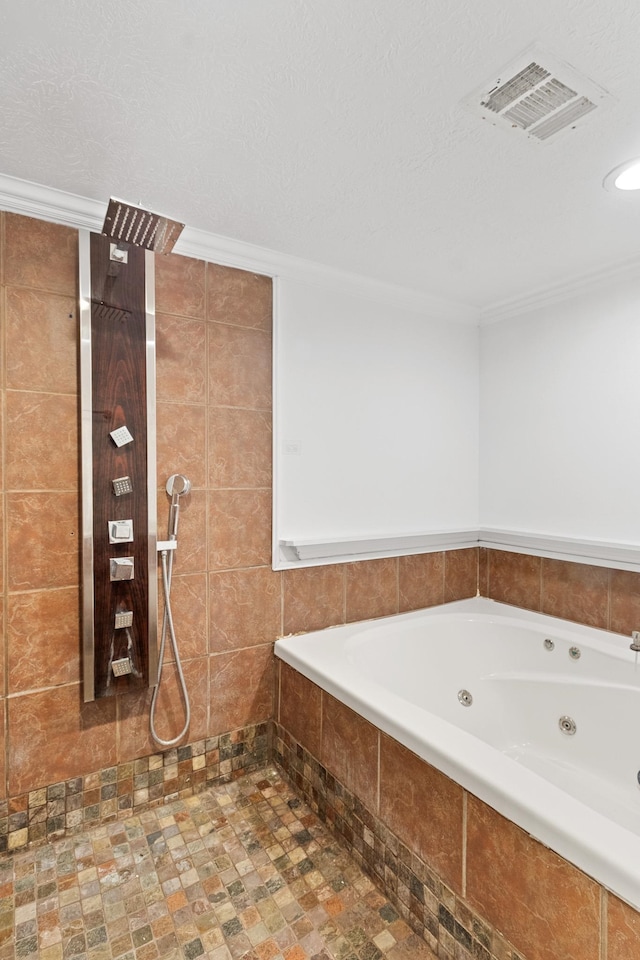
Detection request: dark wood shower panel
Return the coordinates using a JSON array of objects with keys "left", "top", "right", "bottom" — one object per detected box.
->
[{"left": 90, "top": 233, "right": 150, "bottom": 698}]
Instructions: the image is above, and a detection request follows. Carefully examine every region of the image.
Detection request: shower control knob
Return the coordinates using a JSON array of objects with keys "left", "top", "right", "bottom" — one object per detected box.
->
[
  {"left": 110, "top": 557, "right": 135, "bottom": 581},
  {"left": 108, "top": 519, "right": 134, "bottom": 543}
]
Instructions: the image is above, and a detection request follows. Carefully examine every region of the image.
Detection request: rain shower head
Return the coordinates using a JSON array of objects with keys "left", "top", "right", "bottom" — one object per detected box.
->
[{"left": 102, "top": 198, "right": 185, "bottom": 255}]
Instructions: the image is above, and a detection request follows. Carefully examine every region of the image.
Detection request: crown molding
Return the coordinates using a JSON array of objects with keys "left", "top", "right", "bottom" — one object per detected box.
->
[
  {"left": 181, "top": 224, "right": 479, "bottom": 323},
  {"left": 0, "top": 173, "right": 477, "bottom": 324},
  {"left": 480, "top": 254, "right": 640, "bottom": 325},
  {"left": 4, "top": 172, "right": 640, "bottom": 328},
  {"left": 0, "top": 173, "right": 105, "bottom": 231}
]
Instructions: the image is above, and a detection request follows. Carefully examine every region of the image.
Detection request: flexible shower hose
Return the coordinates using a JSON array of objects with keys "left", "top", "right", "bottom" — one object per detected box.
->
[{"left": 149, "top": 543, "right": 191, "bottom": 747}]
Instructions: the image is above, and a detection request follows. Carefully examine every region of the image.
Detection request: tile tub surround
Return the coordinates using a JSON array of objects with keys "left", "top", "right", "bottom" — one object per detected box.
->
[
  {"left": 275, "top": 664, "right": 640, "bottom": 960},
  {"left": 480, "top": 548, "right": 640, "bottom": 635},
  {"left": 0, "top": 540, "right": 478, "bottom": 849},
  {"left": 0, "top": 766, "right": 440, "bottom": 960}
]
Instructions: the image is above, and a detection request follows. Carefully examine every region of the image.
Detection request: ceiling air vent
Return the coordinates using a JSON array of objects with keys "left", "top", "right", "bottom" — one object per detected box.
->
[{"left": 462, "top": 45, "right": 611, "bottom": 142}]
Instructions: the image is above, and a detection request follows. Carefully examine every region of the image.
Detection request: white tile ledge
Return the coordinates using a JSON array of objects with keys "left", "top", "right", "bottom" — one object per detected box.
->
[
  {"left": 479, "top": 528, "right": 640, "bottom": 573},
  {"left": 276, "top": 528, "right": 640, "bottom": 572},
  {"left": 278, "top": 530, "right": 478, "bottom": 565}
]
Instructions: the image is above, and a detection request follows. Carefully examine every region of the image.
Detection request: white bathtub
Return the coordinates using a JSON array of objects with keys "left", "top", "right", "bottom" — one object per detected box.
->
[{"left": 275, "top": 596, "right": 640, "bottom": 909}]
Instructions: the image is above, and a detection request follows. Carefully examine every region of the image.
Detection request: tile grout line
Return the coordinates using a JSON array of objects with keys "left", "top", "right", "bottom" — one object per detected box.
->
[
  {"left": 280, "top": 564, "right": 285, "bottom": 638},
  {"left": 461, "top": 790, "right": 467, "bottom": 899},
  {"left": 203, "top": 302, "right": 212, "bottom": 742},
  {"left": 601, "top": 888, "right": 608, "bottom": 960},
  {"left": 376, "top": 729, "right": 381, "bottom": 816},
  {"left": 277, "top": 659, "right": 281, "bottom": 725},
  {"left": 1, "top": 219, "right": 9, "bottom": 803},
  {"left": 342, "top": 563, "right": 347, "bottom": 623}
]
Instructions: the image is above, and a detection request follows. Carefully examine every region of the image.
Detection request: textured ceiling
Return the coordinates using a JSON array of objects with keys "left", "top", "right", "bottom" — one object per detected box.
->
[{"left": 1, "top": 0, "right": 640, "bottom": 309}]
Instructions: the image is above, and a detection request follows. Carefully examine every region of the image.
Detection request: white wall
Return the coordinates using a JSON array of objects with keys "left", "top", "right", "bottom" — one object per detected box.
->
[
  {"left": 274, "top": 278, "right": 479, "bottom": 565},
  {"left": 480, "top": 273, "right": 640, "bottom": 545}
]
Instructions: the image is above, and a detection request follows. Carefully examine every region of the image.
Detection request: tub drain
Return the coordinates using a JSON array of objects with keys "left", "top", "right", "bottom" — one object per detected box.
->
[
  {"left": 458, "top": 689, "right": 473, "bottom": 707},
  {"left": 559, "top": 715, "right": 576, "bottom": 735}
]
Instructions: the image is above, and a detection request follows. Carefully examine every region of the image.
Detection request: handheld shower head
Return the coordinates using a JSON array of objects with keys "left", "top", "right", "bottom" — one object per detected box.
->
[
  {"left": 166, "top": 474, "right": 191, "bottom": 498},
  {"left": 165, "top": 475, "right": 191, "bottom": 541}
]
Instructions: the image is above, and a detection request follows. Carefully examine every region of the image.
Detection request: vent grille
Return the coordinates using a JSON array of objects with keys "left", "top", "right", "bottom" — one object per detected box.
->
[
  {"left": 464, "top": 46, "right": 610, "bottom": 143},
  {"left": 528, "top": 96, "right": 597, "bottom": 141},
  {"left": 502, "top": 77, "right": 577, "bottom": 128},
  {"left": 482, "top": 62, "right": 550, "bottom": 114}
]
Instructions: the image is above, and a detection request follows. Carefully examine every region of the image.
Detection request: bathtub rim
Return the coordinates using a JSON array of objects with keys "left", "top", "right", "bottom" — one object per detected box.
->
[{"left": 275, "top": 596, "right": 640, "bottom": 911}]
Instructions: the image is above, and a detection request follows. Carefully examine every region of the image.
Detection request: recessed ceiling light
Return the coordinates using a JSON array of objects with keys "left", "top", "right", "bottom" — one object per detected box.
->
[{"left": 603, "top": 158, "right": 640, "bottom": 193}]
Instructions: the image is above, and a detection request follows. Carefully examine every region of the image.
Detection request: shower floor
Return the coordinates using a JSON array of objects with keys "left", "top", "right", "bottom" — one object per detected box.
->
[{"left": 1, "top": 767, "right": 436, "bottom": 960}]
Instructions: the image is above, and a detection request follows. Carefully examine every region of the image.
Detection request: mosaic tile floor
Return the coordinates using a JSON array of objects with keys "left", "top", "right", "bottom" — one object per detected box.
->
[{"left": 0, "top": 767, "right": 437, "bottom": 960}]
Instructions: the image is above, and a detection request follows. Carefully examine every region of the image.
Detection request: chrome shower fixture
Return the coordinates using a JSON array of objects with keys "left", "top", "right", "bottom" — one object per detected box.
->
[
  {"left": 166, "top": 474, "right": 191, "bottom": 498},
  {"left": 150, "top": 473, "right": 192, "bottom": 747},
  {"left": 165, "top": 474, "right": 191, "bottom": 542},
  {"left": 102, "top": 198, "right": 185, "bottom": 255}
]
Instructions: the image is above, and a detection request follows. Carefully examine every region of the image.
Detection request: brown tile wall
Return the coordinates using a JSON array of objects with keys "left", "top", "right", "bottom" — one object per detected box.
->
[
  {"left": 275, "top": 669, "right": 640, "bottom": 960},
  {"left": 379, "top": 734, "right": 464, "bottom": 896},
  {"left": 0, "top": 211, "right": 279, "bottom": 804},
  {"left": 466, "top": 795, "right": 601, "bottom": 960},
  {"left": 481, "top": 547, "right": 640, "bottom": 634},
  {"left": 0, "top": 209, "right": 479, "bottom": 824}
]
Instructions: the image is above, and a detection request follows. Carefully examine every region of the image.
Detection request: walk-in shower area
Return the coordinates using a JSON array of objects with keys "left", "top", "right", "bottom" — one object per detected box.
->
[
  {"left": 1, "top": 768, "right": 436, "bottom": 960},
  {"left": 1, "top": 207, "right": 457, "bottom": 960}
]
